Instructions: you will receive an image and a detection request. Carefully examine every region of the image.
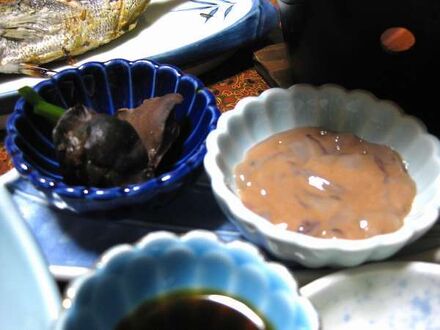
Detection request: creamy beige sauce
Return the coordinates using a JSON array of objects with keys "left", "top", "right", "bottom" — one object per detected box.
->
[{"left": 234, "top": 127, "right": 416, "bottom": 239}]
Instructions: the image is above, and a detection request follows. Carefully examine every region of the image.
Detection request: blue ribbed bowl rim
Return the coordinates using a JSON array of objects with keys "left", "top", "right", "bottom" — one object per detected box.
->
[{"left": 5, "top": 58, "right": 220, "bottom": 201}]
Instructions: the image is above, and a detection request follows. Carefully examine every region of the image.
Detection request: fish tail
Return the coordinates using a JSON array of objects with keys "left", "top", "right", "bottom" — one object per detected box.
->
[
  {"left": 20, "top": 64, "right": 57, "bottom": 77},
  {"left": 0, "top": 62, "right": 56, "bottom": 78}
]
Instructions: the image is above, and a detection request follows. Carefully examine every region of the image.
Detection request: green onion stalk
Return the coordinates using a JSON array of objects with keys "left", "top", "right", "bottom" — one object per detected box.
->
[{"left": 18, "top": 86, "right": 65, "bottom": 123}]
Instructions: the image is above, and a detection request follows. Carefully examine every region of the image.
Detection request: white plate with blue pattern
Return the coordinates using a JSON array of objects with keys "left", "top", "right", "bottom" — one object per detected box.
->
[
  {"left": 300, "top": 261, "right": 440, "bottom": 330},
  {"left": 0, "top": 0, "right": 277, "bottom": 105},
  {"left": 0, "top": 178, "right": 61, "bottom": 330}
]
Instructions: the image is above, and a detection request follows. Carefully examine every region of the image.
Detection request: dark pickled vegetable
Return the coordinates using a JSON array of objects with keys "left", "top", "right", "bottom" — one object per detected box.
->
[
  {"left": 52, "top": 105, "right": 151, "bottom": 187},
  {"left": 18, "top": 86, "right": 183, "bottom": 187},
  {"left": 118, "top": 94, "right": 183, "bottom": 170}
]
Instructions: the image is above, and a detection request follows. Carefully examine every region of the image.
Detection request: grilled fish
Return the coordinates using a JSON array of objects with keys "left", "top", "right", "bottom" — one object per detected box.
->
[{"left": 0, "top": 0, "right": 150, "bottom": 77}]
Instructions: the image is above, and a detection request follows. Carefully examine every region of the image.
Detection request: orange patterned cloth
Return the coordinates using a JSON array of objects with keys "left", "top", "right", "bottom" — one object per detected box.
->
[
  {"left": 210, "top": 68, "right": 270, "bottom": 112},
  {"left": 0, "top": 68, "right": 270, "bottom": 176},
  {"left": 0, "top": 129, "right": 13, "bottom": 175}
]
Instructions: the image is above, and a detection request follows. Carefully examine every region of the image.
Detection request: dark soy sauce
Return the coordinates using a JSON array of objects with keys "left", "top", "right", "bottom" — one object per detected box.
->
[{"left": 115, "top": 291, "right": 273, "bottom": 330}]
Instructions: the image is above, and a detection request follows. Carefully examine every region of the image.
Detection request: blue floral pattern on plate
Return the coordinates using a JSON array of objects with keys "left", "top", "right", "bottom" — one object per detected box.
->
[{"left": 300, "top": 261, "right": 440, "bottom": 330}]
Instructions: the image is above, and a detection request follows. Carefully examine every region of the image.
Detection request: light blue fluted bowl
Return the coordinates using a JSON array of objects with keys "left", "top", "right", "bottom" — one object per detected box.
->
[{"left": 55, "top": 230, "right": 319, "bottom": 330}]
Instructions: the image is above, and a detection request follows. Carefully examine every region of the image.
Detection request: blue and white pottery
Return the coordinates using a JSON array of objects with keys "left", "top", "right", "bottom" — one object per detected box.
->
[
  {"left": 6, "top": 58, "right": 220, "bottom": 212},
  {"left": 300, "top": 261, "right": 440, "bottom": 330},
  {"left": 55, "top": 230, "right": 319, "bottom": 330},
  {"left": 204, "top": 84, "right": 440, "bottom": 267},
  {"left": 0, "top": 182, "right": 61, "bottom": 330},
  {"left": 0, "top": 0, "right": 278, "bottom": 101}
]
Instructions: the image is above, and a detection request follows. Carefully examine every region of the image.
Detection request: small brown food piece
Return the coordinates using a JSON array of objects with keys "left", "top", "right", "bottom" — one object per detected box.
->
[
  {"left": 52, "top": 93, "right": 183, "bottom": 187},
  {"left": 118, "top": 93, "right": 183, "bottom": 169}
]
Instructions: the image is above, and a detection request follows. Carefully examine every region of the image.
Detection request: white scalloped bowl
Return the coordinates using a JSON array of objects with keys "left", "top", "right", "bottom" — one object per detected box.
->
[
  {"left": 204, "top": 84, "right": 440, "bottom": 268},
  {"left": 55, "top": 230, "right": 319, "bottom": 330}
]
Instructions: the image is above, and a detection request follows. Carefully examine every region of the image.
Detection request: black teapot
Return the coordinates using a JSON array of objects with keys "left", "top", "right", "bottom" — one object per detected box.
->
[{"left": 278, "top": 0, "right": 440, "bottom": 135}]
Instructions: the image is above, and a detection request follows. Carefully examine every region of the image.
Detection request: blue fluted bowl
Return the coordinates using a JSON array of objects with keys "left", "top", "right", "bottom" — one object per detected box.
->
[
  {"left": 55, "top": 230, "right": 319, "bottom": 330},
  {"left": 5, "top": 59, "right": 220, "bottom": 212}
]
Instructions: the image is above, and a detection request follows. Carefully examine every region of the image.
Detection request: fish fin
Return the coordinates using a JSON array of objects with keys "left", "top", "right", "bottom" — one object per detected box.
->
[
  {"left": 0, "top": 20, "right": 60, "bottom": 40},
  {"left": 17, "top": 63, "right": 57, "bottom": 77},
  {"left": 0, "top": 5, "right": 69, "bottom": 40},
  {"left": 55, "top": 0, "right": 83, "bottom": 8},
  {"left": 1, "top": 28, "right": 46, "bottom": 40}
]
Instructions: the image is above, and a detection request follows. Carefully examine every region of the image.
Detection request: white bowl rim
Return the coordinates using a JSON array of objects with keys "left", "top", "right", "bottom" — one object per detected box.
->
[
  {"left": 299, "top": 260, "right": 440, "bottom": 298},
  {"left": 204, "top": 83, "right": 440, "bottom": 254}
]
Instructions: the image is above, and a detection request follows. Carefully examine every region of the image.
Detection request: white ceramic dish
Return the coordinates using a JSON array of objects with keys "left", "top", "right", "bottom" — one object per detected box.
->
[
  {"left": 204, "top": 83, "right": 440, "bottom": 267},
  {"left": 0, "top": 177, "right": 61, "bottom": 330},
  {"left": 55, "top": 230, "right": 319, "bottom": 330},
  {"left": 0, "top": 0, "right": 276, "bottom": 98},
  {"left": 300, "top": 261, "right": 440, "bottom": 329}
]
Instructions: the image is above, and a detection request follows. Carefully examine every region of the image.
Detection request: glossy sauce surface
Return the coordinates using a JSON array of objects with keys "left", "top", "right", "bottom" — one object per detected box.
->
[
  {"left": 116, "top": 292, "right": 271, "bottom": 330},
  {"left": 234, "top": 127, "right": 416, "bottom": 239}
]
